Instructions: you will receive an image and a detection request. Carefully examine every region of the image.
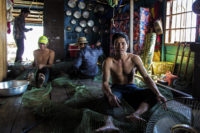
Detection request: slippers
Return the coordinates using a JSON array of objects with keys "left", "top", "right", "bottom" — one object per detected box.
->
[{"left": 37, "top": 73, "right": 45, "bottom": 88}]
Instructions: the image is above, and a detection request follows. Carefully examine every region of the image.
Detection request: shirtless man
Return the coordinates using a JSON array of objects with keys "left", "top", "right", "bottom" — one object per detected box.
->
[
  {"left": 95, "top": 32, "right": 166, "bottom": 132},
  {"left": 33, "top": 35, "right": 55, "bottom": 87}
]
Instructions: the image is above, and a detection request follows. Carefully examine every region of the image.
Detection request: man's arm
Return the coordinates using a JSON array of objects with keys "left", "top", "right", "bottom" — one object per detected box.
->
[
  {"left": 95, "top": 41, "right": 103, "bottom": 56},
  {"left": 97, "top": 47, "right": 103, "bottom": 56},
  {"left": 15, "top": 18, "right": 31, "bottom": 33},
  {"left": 22, "top": 26, "right": 31, "bottom": 32},
  {"left": 37, "top": 50, "right": 55, "bottom": 69},
  {"left": 102, "top": 58, "right": 121, "bottom": 107},
  {"left": 133, "top": 55, "right": 166, "bottom": 103},
  {"left": 73, "top": 50, "right": 83, "bottom": 69},
  {"left": 47, "top": 50, "right": 55, "bottom": 67},
  {"left": 102, "top": 58, "right": 112, "bottom": 97},
  {"left": 32, "top": 50, "right": 37, "bottom": 67}
]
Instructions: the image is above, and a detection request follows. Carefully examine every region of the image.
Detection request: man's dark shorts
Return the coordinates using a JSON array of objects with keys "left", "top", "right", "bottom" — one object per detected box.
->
[
  {"left": 36, "top": 67, "right": 50, "bottom": 83},
  {"left": 111, "top": 84, "right": 157, "bottom": 109}
]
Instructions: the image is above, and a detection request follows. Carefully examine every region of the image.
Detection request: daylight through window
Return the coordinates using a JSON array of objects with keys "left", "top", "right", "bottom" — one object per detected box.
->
[{"left": 165, "top": 0, "right": 197, "bottom": 44}]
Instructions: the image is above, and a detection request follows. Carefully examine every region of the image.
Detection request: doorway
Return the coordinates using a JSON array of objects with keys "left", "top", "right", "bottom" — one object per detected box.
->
[
  {"left": 7, "top": 24, "right": 43, "bottom": 63},
  {"left": 7, "top": 0, "right": 44, "bottom": 64}
]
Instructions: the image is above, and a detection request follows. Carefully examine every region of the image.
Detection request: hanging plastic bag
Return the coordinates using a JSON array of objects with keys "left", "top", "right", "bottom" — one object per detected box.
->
[
  {"left": 7, "top": 0, "right": 14, "bottom": 22},
  {"left": 154, "top": 19, "right": 163, "bottom": 35},
  {"left": 6, "top": 0, "right": 13, "bottom": 11}
]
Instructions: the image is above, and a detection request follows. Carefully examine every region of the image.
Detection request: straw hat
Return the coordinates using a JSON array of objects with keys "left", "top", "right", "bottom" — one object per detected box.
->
[{"left": 77, "top": 37, "right": 88, "bottom": 44}]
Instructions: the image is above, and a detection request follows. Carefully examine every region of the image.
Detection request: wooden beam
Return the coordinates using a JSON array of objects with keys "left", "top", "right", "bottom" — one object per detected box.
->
[
  {"left": 25, "top": 17, "right": 43, "bottom": 22},
  {"left": 12, "top": 9, "right": 43, "bottom": 24},
  {"left": 25, "top": 21, "right": 42, "bottom": 24},
  {"left": 12, "top": 13, "right": 43, "bottom": 19},
  {"left": 0, "top": 0, "right": 7, "bottom": 81},
  {"left": 14, "top": 0, "right": 44, "bottom": 6},
  {"left": 12, "top": 9, "right": 43, "bottom": 15},
  {"left": 156, "top": 82, "right": 192, "bottom": 98},
  {"left": 129, "top": 0, "right": 134, "bottom": 53},
  {"left": 11, "top": 17, "right": 43, "bottom": 24},
  {"left": 14, "top": 3, "right": 43, "bottom": 7}
]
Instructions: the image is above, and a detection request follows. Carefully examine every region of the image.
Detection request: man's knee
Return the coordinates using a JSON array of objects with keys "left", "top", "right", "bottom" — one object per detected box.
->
[{"left": 143, "top": 89, "right": 157, "bottom": 108}]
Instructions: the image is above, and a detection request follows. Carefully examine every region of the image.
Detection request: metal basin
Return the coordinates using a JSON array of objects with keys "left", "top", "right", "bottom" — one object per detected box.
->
[{"left": 0, "top": 80, "right": 29, "bottom": 96}]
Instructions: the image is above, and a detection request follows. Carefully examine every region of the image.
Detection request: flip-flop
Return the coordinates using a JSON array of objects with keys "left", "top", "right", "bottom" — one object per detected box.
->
[{"left": 37, "top": 73, "right": 45, "bottom": 88}]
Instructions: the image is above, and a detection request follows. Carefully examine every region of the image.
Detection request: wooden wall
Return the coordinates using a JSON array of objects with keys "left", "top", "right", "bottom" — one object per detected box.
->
[
  {"left": 0, "top": 0, "right": 7, "bottom": 81},
  {"left": 43, "top": 0, "right": 65, "bottom": 61},
  {"left": 165, "top": 45, "right": 194, "bottom": 81}
]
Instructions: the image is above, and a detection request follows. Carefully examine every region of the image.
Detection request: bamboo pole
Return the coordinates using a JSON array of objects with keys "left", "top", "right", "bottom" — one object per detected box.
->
[
  {"left": 161, "top": 0, "right": 166, "bottom": 61},
  {"left": 135, "top": 74, "right": 192, "bottom": 97},
  {"left": 184, "top": 47, "right": 191, "bottom": 79},
  {"left": 178, "top": 43, "right": 186, "bottom": 77},
  {"left": 130, "top": 0, "right": 134, "bottom": 53},
  {"left": 0, "top": 0, "right": 7, "bottom": 81}
]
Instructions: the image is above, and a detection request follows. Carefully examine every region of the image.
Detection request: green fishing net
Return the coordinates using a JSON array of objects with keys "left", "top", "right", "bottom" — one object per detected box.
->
[
  {"left": 15, "top": 60, "right": 173, "bottom": 132},
  {"left": 20, "top": 72, "right": 173, "bottom": 133},
  {"left": 75, "top": 109, "right": 143, "bottom": 133},
  {"left": 22, "top": 83, "right": 52, "bottom": 108}
]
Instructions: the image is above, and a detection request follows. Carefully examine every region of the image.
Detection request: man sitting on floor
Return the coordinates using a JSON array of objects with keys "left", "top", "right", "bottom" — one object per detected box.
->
[
  {"left": 95, "top": 32, "right": 167, "bottom": 132},
  {"left": 29, "top": 36, "right": 55, "bottom": 88},
  {"left": 71, "top": 37, "right": 103, "bottom": 79}
]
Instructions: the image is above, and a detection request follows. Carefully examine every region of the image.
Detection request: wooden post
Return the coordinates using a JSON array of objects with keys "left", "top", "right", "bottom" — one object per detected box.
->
[
  {"left": 0, "top": 0, "right": 7, "bottom": 81},
  {"left": 130, "top": 0, "right": 134, "bottom": 53},
  {"left": 190, "top": 43, "right": 200, "bottom": 98},
  {"left": 44, "top": 0, "right": 65, "bottom": 61},
  {"left": 161, "top": 0, "right": 166, "bottom": 61}
]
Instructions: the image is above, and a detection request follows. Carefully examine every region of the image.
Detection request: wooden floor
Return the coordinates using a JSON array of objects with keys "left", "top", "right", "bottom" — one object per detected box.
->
[
  {"left": 1, "top": 79, "right": 193, "bottom": 133},
  {"left": 0, "top": 86, "right": 71, "bottom": 133}
]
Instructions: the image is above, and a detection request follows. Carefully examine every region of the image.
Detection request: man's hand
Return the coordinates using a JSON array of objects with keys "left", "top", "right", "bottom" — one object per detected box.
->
[
  {"left": 108, "top": 94, "right": 121, "bottom": 107},
  {"left": 96, "top": 41, "right": 101, "bottom": 47},
  {"left": 29, "top": 28, "right": 33, "bottom": 31},
  {"left": 38, "top": 64, "right": 45, "bottom": 69},
  {"left": 157, "top": 94, "right": 167, "bottom": 110}
]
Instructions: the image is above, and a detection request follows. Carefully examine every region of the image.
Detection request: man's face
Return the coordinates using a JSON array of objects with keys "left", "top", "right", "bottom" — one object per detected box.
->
[
  {"left": 79, "top": 43, "right": 86, "bottom": 49},
  {"left": 24, "top": 13, "right": 29, "bottom": 18},
  {"left": 113, "top": 37, "right": 128, "bottom": 55},
  {"left": 39, "top": 43, "right": 47, "bottom": 50}
]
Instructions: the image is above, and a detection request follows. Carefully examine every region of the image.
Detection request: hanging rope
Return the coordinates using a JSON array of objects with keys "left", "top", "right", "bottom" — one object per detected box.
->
[{"left": 29, "top": 0, "right": 33, "bottom": 10}]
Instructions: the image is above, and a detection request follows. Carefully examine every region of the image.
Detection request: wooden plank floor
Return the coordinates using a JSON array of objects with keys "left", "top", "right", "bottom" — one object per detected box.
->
[
  {"left": 0, "top": 86, "right": 72, "bottom": 133},
  {"left": 0, "top": 96, "right": 22, "bottom": 133}
]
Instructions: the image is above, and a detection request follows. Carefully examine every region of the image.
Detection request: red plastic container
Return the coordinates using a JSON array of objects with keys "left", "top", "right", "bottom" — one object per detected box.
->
[{"left": 69, "top": 45, "right": 80, "bottom": 58}]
